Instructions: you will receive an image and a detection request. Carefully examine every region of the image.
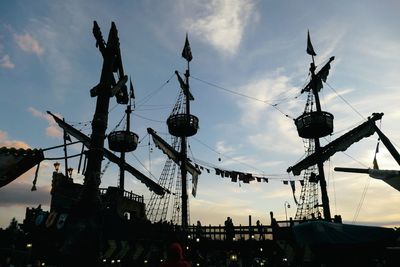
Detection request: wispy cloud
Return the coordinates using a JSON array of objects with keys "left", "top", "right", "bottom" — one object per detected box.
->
[
  {"left": 0, "top": 182, "right": 51, "bottom": 207},
  {"left": 0, "top": 55, "right": 15, "bottom": 69},
  {"left": 236, "top": 74, "right": 298, "bottom": 125},
  {"left": 0, "top": 130, "right": 30, "bottom": 149},
  {"left": 234, "top": 73, "right": 304, "bottom": 155},
  {"left": 27, "top": 107, "right": 63, "bottom": 138},
  {"left": 14, "top": 33, "right": 44, "bottom": 56},
  {"left": 186, "top": 0, "right": 256, "bottom": 55}
]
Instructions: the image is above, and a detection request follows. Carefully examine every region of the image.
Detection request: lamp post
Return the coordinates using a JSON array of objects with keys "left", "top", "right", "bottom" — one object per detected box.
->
[
  {"left": 284, "top": 201, "right": 291, "bottom": 221},
  {"left": 53, "top": 162, "right": 60, "bottom": 173}
]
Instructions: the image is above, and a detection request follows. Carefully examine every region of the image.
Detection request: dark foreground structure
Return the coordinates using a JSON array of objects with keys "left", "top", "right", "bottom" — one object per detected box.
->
[
  {"left": 1, "top": 206, "right": 399, "bottom": 266},
  {"left": 1, "top": 22, "right": 400, "bottom": 267}
]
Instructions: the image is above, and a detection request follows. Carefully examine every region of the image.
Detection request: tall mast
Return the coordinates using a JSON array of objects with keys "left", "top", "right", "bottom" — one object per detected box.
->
[
  {"left": 181, "top": 41, "right": 192, "bottom": 228},
  {"left": 165, "top": 34, "right": 198, "bottom": 228},
  {"left": 118, "top": 79, "right": 134, "bottom": 190},
  {"left": 80, "top": 21, "right": 122, "bottom": 210},
  {"left": 309, "top": 61, "right": 331, "bottom": 220},
  {"left": 290, "top": 31, "right": 335, "bottom": 220}
]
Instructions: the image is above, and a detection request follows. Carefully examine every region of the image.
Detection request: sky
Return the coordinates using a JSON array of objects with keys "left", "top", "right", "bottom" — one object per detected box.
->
[{"left": 1, "top": 0, "right": 400, "bottom": 229}]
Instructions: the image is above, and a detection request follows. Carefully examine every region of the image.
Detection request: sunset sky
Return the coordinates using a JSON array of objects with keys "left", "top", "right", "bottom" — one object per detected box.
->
[{"left": 1, "top": 0, "right": 400, "bottom": 228}]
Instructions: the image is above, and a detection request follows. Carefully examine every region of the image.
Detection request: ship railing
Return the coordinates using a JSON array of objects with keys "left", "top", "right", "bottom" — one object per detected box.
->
[
  {"left": 185, "top": 224, "right": 273, "bottom": 241},
  {"left": 99, "top": 187, "right": 144, "bottom": 203},
  {"left": 275, "top": 219, "right": 303, "bottom": 228}
]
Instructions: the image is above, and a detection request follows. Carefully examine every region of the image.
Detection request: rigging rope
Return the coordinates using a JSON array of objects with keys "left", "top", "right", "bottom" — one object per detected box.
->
[
  {"left": 352, "top": 175, "right": 371, "bottom": 224},
  {"left": 136, "top": 72, "right": 176, "bottom": 108},
  {"left": 191, "top": 136, "right": 266, "bottom": 174},
  {"left": 100, "top": 160, "right": 111, "bottom": 179},
  {"left": 190, "top": 75, "right": 295, "bottom": 120},
  {"left": 325, "top": 82, "right": 365, "bottom": 120},
  {"left": 109, "top": 103, "right": 119, "bottom": 113},
  {"left": 132, "top": 113, "right": 165, "bottom": 123}
]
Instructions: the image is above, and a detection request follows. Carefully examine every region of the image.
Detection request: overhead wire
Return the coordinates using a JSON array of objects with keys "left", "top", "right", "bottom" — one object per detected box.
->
[
  {"left": 190, "top": 75, "right": 296, "bottom": 119},
  {"left": 325, "top": 82, "right": 365, "bottom": 120},
  {"left": 190, "top": 136, "right": 287, "bottom": 178},
  {"left": 136, "top": 72, "right": 176, "bottom": 108},
  {"left": 132, "top": 113, "right": 165, "bottom": 123}
]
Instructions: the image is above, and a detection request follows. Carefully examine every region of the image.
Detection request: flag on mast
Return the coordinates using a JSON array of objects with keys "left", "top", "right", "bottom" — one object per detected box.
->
[
  {"left": 129, "top": 77, "right": 135, "bottom": 108},
  {"left": 129, "top": 77, "right": 135, "bottom": 99},
  {"left": 181, "top": 33, "right": 193, "bottom": 62},
  {"left": 307, "top": 30, "right": 317, "bottom": 56},
  {"left": 373, "top": 141, "right": 380, "bottom": 169}
]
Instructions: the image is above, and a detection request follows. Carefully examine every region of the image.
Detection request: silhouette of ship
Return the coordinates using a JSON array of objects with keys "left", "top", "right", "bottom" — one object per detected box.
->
[{"left": 0, "top": 23, "right": 399, "bottom": 266}]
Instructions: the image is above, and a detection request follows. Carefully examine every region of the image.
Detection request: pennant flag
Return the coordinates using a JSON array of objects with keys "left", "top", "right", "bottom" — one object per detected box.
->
[
  {"left": 290, "top": 181, "right": 299, "bottom": 205},
  {"left": 181, "top": 33, "right": 193, "bottom": 62},
  {"left": 175, "top": 71, "right": 194, "bottom": 100},
  {"left": 290, "top": 181, "right": 296, "bottom": 193},
  {"left": 306, "top": 30, "right": 317, "bottom": 56},
  {"left": 373, "top": 156, "right": 379, "bottom": 170},
  {"left": 192, "top": 172, "right": 198, "bottom": 197},
  {"left": 31, "top": 162, "right": 40, "bottom": 191},
  {"left": 373, "top": 141, "right": 380, "bottom": 169},
  {"left": 129, "top": 77, "right": 135, "bottom": 99}
]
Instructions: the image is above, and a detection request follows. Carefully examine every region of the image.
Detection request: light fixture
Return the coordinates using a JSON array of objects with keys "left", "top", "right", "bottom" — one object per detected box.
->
[
  {"left": 67, "top": 167, "right": 73, "bottom": 178},
  {"left": 53, "top": 162, "right": 60, "bottom": 172}
]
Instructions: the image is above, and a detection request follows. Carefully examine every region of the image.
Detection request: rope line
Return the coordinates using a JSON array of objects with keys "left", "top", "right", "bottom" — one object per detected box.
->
[
  {"left": 325, "top": 82, "right": 365, "bottom": 120},
  {"left": 190, "top": 75, "right": 295, "bottom": 120}
]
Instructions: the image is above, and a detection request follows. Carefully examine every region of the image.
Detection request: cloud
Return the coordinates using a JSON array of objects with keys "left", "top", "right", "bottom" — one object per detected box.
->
[
  {"left": 0, "top": 182, "right": 51, "bottom": 207},
  {"left": 0, "top": 130, "right": 46, "bottom": 184},
  {"left": 234, "top": 73, "right": 304, "bottom": 155},
  {"left": 0, "top": 130, "right": 53, "bottom": 228},
  {"left": 0, "top": 130, "right": 30, "bottom": 149},
  {"left": 215, "top": 141, "right": 235, "bottom": 155},
  {"left": 0, "top": 55, "right": 15, "bottom": 69},
  {"left": 14, "top": 33, "right": 44, "bottom": 56},
  {"left": 27, "top": 107, "right": 63, "bottom": 138},
  {"left": 186, "top": 0, "right": 256, "bottom": 55},
  {"left": 236, "top": 74, "right": 299, "bottom": 125}
]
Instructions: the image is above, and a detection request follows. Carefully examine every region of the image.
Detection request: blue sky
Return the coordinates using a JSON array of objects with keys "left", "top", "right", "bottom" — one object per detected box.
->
[{"left": 1, "top": 0, "right": 400, "bottom": 228}]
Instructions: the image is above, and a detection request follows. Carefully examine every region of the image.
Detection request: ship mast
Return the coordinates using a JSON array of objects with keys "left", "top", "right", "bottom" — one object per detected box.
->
[
  {"left": 179, "top": 34, "right": 194, "bottom": 228},
  {"left": 166, "top": 34, "right": 198, "bottom": 228},
  {"left": 80, "top": 21, "right": 126, "bottom": 210},
  {"left": 118, "top": 79, "right": 135, "bottom": 191},
  {"left": 309, "top": 56, "right": 332, "bottom": 220},
  {"left": 289, "top": 31, "right": 335, "bottom": 220}
]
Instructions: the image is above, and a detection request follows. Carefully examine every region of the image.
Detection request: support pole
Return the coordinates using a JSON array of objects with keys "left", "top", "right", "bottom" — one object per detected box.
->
[
  {"left": 80, "top": 22, "right": 119, "bottom": 211},
  {"left": 310, "top": 63, "right": 331, "bottom": 221}
]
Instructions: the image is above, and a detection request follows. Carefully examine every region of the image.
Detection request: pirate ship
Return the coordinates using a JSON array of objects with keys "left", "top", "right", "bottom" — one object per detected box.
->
[{"left": 1, "top": 23, "right": 399, "bottom": 266}]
